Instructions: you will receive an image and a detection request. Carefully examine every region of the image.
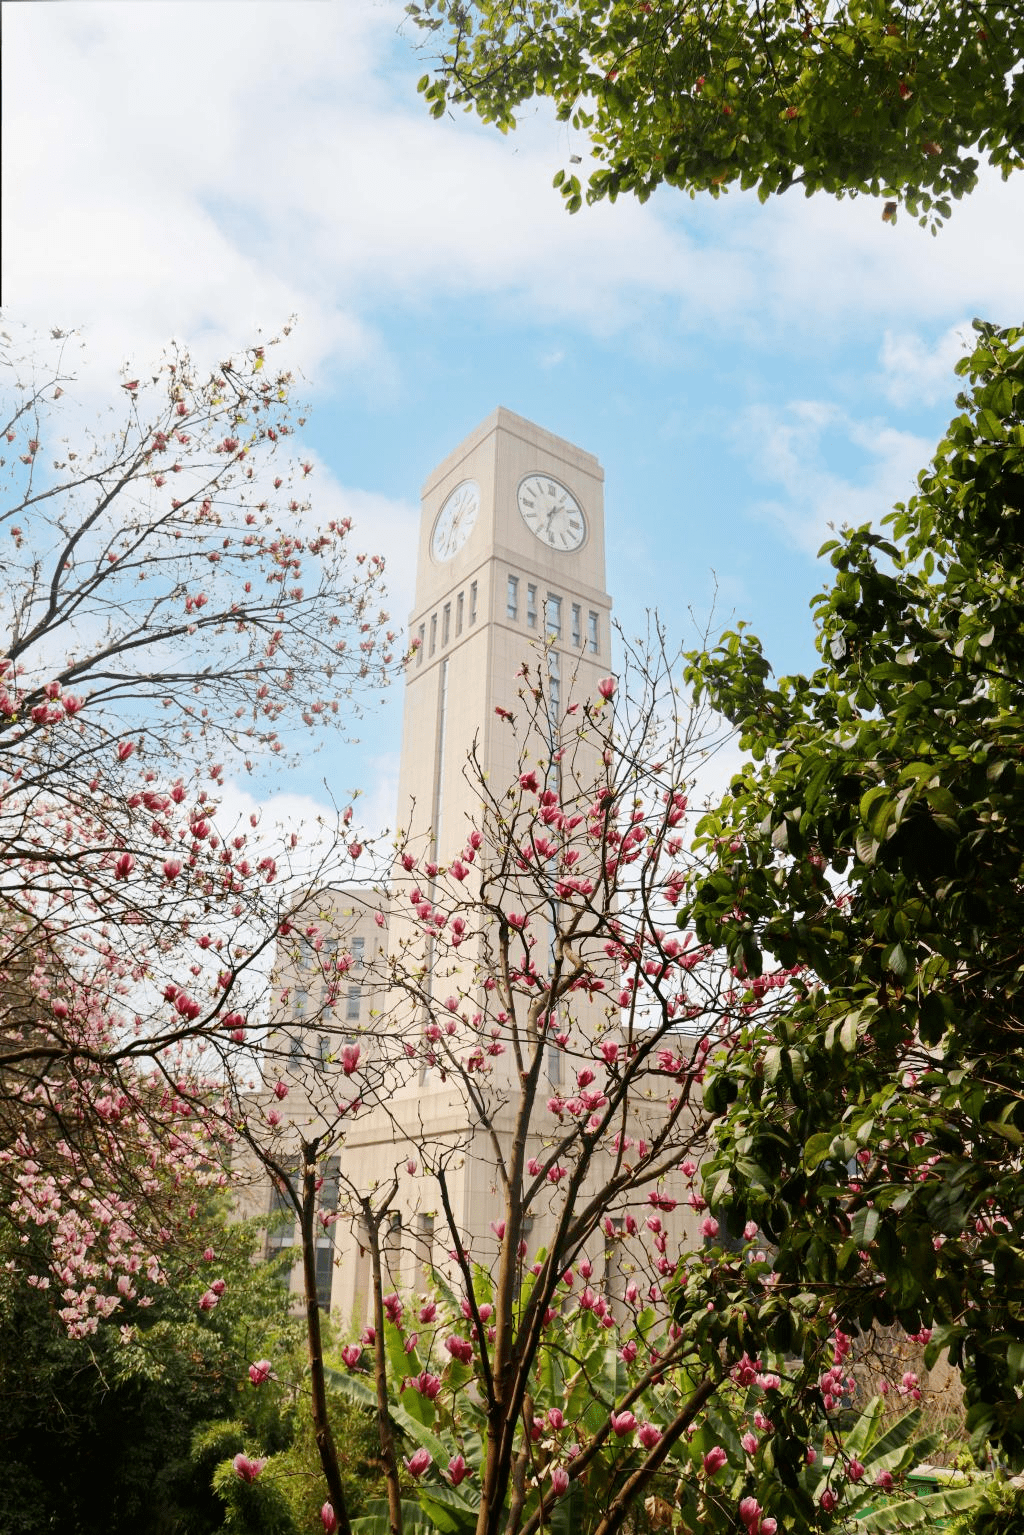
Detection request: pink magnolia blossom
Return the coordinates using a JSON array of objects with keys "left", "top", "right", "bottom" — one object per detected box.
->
[
  {"left": 341, "top": 1043, "right": 360, "bottom": 1075},
  {"left": 341, "top": 1345, "right": 362, "bottom": 1368},
  {"left": 636, "top": 1422, "right": 662, "bottom": 1449},
  {"left": 703, "top": 1445, "right": 728, "bottom": 1476},
  {"left": 248, "top": 1359, "right": 273, "bottom": 1385},
  {"left": 405, "top": 1368, "right": 440, "bottom": 1399},
  {"left": 550, "top": 1466, "right": 570, "bottom": 1496},
  {"left": 759, "top": 1522, "right": 778, "bottom": 1535},
  {"left": 820, "top": 1490, "right": 838, "bottom": 1513},
  {"left": 321, "top": 1503, "right": 338, "bottom": 1532},
  {"left": 610, "top": 1410, "right": 637, "bottom": 1436},
  {"left": 739, "top": 1497, "right": 762, "bottom": 1530},
  {"left": 597, "top": 676, "right": 616, "bottom": 700},
  {"left": 273, "top": 1080, "right": 289, "bottom": 1100},
  {"left": 547, "top": 1407, "right": 564, "bottom": 1430},
  {"left": 233, "top": 1453, "right": 266, "bottom": 1483},
  {"left": 741, "top": 1432, "right": 758, "bottom": 1454},
  {"left": 405, "top": 1448, "right": 432, "bottom": 1479},
  {"left": 448, "top": 1454, "right": 469, "bottom": 1485},
  {"left": 445, "top": 1335, "right": 473, "bottom": 1363}
]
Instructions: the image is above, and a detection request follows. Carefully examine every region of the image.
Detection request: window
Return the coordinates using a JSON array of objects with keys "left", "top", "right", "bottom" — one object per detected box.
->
[
  {"left": 526, "top": 584, "right": 537, "bottom": 629},
  {"left": 545, "top": 593, "right": 562, "bottom": 638},
  {"left": 429, "top": 613, "right": 437, "bottom": 656},
  {"left": 318, "top": 1034, "right": 330, "bottom": 1064},
  {"left": 346, "top": 985, "right": 360, "bottom": 1022},
  {"left": 456, "top": 591, "right": 464, "bottom": 636},
  {"left": 548, "top": 647, "right": 561, "bottom": 717},
  {"left": 289, "top": 1031, "right": 303, "bottom": 1061},
  {"left": 588, "top": 610, "right": 599, "bottom": 654},
  {"left": 315, "top": 1243, "right": 335, "bottom": 1311},
  {"left": 416, "top": 622, "right": 425, "bottom": 666},
  {"left": 506, "top": 574, "right": 519, "bottom": 621},
  {"left": 293, "top": 986, "right": 309, "bottom": 1018},
  {"left": 571, "top": 604, "right": 582, "bottom": 648},
  {"left": 469, "top": 581, "right": 478, "bottom": 625},
  {"left": 384, "top": 1211, "right": 403, "bottom": 1287},
  {"left": 442, "top": 602, "right": 451, "bottom": 646},
  {"left": 351, "top": 937, "right": 365, "bottom": 970},
  {"left": 322, "top": 1159, "right": 340, "bottom": 1214},
  {"left": 267, "top": 1167, "right": 297, "bottom": 1261},
  {"left": 312, "top": 1157, "right": 341, "bottom": 1309}
]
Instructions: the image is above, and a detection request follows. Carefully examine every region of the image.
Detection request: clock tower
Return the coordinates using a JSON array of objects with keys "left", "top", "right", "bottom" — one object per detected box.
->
[
  {"left": 396, "top": 407, "right": 613, "bottom": 859},
  {"left": 251, "top": 411, "right": 622, "bottom": 1327}
]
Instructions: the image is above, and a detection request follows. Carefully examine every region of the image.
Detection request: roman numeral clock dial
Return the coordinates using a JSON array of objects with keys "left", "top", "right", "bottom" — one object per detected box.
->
[
  {"left": 431, "top": 480, "right": 480, "bottom": 562},
  {"left": 517, "top": 474, "right": 587, "bottom": 551}
]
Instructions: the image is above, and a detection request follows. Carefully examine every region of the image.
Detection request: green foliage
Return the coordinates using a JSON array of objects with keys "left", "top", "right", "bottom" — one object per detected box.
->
[
  {"left": 332, "top": 1256, "right": 977, "bottom": 1535},
  {"left": 210, "top": 1453, "right": 298, "bottom": 1535},
  {"left": 946, "top": 1478, "right": 1024, "bottom": 1535},
  {"left": 683, "top": 322, "right": 1024, "bottom": 1466},
  {"left": 409, "top": 0, "right": 1023, "bottom": 225},
  {"left": 0, "top": 1207, "right": 303, "bottom": 1535},
  {"left": 270, "top": 1392, "right": 385, "bottom": 1530}
]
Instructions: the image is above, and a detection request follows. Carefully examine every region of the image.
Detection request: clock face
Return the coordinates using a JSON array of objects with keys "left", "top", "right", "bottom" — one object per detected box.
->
[
  {"left": 431, "top": 480, "right": 480, "bottom": 562},
  {"left": 517, "top": 473, "right": 587, "bottom": 551}
]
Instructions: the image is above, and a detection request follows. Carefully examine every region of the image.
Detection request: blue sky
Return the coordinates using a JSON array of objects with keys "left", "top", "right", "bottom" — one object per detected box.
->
[{"left": 5, "top": 0, "right": 1023, "bottom": 843}]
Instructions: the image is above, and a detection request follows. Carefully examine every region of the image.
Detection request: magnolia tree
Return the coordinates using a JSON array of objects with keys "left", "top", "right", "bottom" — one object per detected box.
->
[
  {"left": 0, "top": 324, "right": 391, "bottom": 1333},
  {"left": 217, "top": 636, "right": 964, "bottom": 1535}
]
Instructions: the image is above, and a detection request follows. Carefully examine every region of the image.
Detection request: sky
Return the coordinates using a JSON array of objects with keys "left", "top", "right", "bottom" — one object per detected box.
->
[{"left": 4, "top": 0, "right": 1023, "bottom": 848}]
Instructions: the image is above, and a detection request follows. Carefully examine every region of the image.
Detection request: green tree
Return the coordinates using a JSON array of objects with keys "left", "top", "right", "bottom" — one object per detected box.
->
[
  {"left": 0, "top": 1206, "right": 303, "bottom": 1535},
  {"left": 682, "top": 321, "right": 1024, "bottom": 1465},
  {"left": 410, "top": 0, "right": 1023, "bottom": 224}
]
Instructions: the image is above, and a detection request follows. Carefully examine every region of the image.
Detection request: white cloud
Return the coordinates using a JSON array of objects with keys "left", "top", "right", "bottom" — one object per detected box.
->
[
  {"left": 5, "top": 0, "right": 1022, "bottom": 385},
  {"left": 736, "top": 400, "right": 932, "bottom": 554},
  {"left": 878, "top": 322, "right": 975, "bottom": 407}
]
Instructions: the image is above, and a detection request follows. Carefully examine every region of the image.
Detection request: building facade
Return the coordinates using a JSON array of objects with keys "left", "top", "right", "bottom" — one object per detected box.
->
[{"left": 245, "top": 409, "right": 700, "bottom": 1322}]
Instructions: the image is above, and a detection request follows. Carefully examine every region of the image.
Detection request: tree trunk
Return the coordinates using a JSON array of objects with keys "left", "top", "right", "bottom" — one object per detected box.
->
[
  {"left": 300, "top": 1142, "right": 353, "bottom": 1535},
  {"left": 367, "top": 1208, "right": 405, "bottom": 1535}
]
